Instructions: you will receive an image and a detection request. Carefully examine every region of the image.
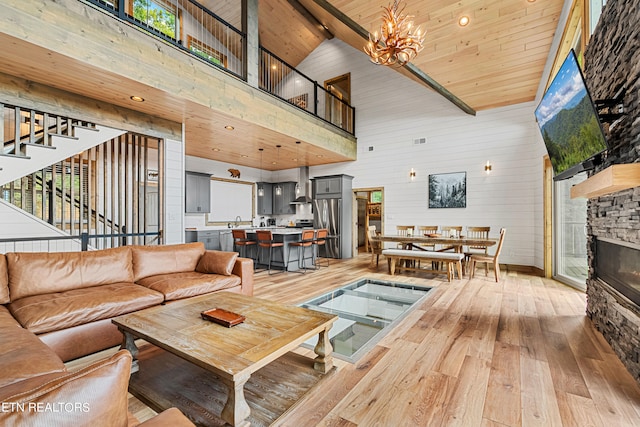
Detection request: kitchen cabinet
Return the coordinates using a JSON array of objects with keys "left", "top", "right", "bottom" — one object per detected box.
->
[
  {"left": 313, "top": 176, "right": 342, "bottom": 198},
  {"left": 185, "top": 172, "right": 211, "bottom": 213},
  {"left": 219, "top": 230, "right": 234, "bottom": 252},
  {"left": 256, "top": 182, "right": 273, "bottom": 215},
  {"left": 273, "top": 181, "right": 296, "bottom": 214},
  {"left": 185, "top": 230, "right": 220, "bottom": 250}
]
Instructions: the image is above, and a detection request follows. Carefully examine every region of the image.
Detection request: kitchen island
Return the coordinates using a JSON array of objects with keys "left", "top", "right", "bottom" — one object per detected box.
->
[
  {"left": 246, "top": 228, "right": 315, "bottom": 272},
  {"left": 186, "top": 227, "right": 317, "bottom": 272}
]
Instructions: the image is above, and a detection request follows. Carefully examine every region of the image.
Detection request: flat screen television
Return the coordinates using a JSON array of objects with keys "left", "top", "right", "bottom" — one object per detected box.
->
[{"left": 535, "top": 49, "right": 608, "bottom": 180}]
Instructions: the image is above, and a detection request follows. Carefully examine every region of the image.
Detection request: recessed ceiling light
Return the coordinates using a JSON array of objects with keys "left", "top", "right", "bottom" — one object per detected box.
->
[
  {"left": 458, "top": 16, "right": 470, "bottom": 27},
  {"left": 212, "top": 148, "right": 221, "bottom": 152},
  {"left": 241, "top": 155, "right": 248, "bottom": 158},
  {"left": 224, "top": 125, "right": 234, "bottom": 130},
  {"left": 130, "top": 96, "right": 145, "bottom": 102}
]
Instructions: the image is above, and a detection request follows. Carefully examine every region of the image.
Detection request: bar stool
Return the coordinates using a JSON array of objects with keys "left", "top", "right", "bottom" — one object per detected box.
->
[
  {"left": 255, "top": 230, "right": 285, "bottom": 275},
  {"left": 289, "top": 229, "right": 316, "bottom": 274},
  {"left": 232, "top": 229, "right": 257, "bottom": 269},
  {"left": 313, "top": 228, "right": 330, "bottom": 268}
]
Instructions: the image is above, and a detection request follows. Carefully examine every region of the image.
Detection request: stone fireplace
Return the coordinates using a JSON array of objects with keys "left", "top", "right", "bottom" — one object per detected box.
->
[{"left": 583, "top": 0, "right": 640, "bottom": 384}]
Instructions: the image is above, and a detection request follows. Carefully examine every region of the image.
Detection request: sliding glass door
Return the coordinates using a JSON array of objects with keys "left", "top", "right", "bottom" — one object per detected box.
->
[{"left": 554, "top": 172, "right": 588, "bottom": 289}]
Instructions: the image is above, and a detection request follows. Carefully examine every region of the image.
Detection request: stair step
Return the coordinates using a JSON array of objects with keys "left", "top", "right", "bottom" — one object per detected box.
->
[
  {"left": 72, "top": 123, "right": 98, "bottom": 131},
  {"left": 22, "top": 142, "right": 57, "bottom": 150},
  {"left": 49, "top": 133, "right": 80, "bottom": 140},
  {"left": 0, "top": 152, "right": 31, "bottom": 159}
]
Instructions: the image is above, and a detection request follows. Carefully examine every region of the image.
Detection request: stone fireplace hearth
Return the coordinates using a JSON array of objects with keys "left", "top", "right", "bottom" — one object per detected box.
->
[{"left": 583, "top": 0, "right": 640, "bottom": 385}]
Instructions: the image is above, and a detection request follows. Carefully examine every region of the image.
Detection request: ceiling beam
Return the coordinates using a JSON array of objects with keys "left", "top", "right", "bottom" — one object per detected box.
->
[
  {"left": 287, "top": 0, "right": 334, "bottom": 40},
  {"left": 306, "top": 0, "right": 476, "bottom": 116}
]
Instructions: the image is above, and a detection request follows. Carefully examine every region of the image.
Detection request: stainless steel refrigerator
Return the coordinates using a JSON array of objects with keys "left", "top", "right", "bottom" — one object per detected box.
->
[{"left": 313, "top": 198, "right": 341, "bottom": 258}]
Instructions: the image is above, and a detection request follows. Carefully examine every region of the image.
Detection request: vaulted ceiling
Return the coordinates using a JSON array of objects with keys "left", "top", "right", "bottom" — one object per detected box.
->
[{"left": 207, "top": 0, "right": 564, "bottom": 112}]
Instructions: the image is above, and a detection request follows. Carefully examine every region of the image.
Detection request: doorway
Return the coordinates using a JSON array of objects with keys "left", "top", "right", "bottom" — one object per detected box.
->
[
  {"left": 353, "top": 187, "right": 384, "bottom": 255},
  {"left": 324, "top": 73, "right": 351, "bottom": 129}
]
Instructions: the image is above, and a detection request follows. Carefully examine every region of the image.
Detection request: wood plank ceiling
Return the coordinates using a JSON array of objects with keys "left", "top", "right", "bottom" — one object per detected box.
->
[{"left": 207, "top": 0, "right": 564, "bottom": 111}]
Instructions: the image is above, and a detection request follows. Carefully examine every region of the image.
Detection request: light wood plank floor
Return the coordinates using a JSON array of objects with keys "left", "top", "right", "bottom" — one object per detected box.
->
[{"left": 73, "top": 253, "right": 640, "bottom": 426}]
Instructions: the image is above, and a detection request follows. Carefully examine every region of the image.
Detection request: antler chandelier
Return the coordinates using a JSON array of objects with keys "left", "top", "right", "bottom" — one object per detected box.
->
[{"left": 364, "top": 0, "right": 425, "bottom": 67}]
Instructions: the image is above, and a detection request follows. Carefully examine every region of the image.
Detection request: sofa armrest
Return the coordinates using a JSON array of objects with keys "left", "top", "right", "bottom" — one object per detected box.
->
[
  {"left": 134, "top": 408, "right": 195, "bottom": 427},
  {"left": 0, "top": 350, "right": 132, "bottom": 427},
  {"left": 232, "top": 257, "right": 254, "bottom": 296}
]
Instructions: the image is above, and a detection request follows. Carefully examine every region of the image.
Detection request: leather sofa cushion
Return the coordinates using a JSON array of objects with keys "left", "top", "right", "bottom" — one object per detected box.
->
[
  {"left": 8, "top": 282, "right": 164, "bottom": 334},
  {"left": 195, "top": 250, "right": 238, "bottom": 276},
  {"left": 0, "top": 254, "right": 8, "bottom": 304},
  {"left": 136, "top": 272, "right": 241, "bottom": 301},
  {"left": 0, "top": 350, "right": 131, "bottom": 427},
  {"left": 0, "top": 306, "right": 66, "bottom": 389},
  {"left": 6, "top": 247, "right": 133, "bottom": 301},
  {"left": 132, "top": 242, "right": 205, "bottom": 281}
]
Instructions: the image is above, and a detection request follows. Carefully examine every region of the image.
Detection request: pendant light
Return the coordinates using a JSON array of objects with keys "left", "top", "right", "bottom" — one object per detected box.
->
[
  {"left": 295, "top": 141, "right": 301, "bottom": 195},
  {"left": 258, "top": 148, "right": 264, "bottom": 197},
  {"left": 274, "top": 145, "right": 282, "bottom": 196}
]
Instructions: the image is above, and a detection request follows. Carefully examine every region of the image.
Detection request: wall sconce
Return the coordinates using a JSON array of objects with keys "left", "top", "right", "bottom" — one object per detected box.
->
[
  {"left": 409, "top": 168, "right": 416, "bottom": 181},
  {"left": 485, "top": 161, "right": 492, "bottom": 174}
]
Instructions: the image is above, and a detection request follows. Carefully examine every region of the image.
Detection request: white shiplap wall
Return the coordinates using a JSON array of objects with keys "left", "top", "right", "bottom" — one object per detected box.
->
[
  {"left": 164, "top": 136, "right": 185, "bottom": 244},
  {"left": 297, "top": 39, "right": 547, "bottom": 268}
]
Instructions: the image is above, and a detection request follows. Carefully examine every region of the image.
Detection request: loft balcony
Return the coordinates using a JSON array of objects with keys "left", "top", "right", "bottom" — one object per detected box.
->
[{"left": 0, "top": 0, "right": 357, "bottom": 170}]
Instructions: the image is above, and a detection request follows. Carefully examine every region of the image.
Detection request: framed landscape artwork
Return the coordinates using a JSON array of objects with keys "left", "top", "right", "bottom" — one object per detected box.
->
[{"left": 428, "top": 172, "right": 467, "bottom": 208}]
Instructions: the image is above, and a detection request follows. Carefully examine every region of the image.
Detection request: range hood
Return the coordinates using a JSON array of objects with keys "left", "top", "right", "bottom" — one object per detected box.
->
[{"left": 291, "top": 166, "right": 312, "bottom": 204}]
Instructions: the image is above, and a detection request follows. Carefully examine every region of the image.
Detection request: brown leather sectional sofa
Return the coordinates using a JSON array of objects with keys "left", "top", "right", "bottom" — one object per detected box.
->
[{"left": 0, "top": 242, "right": 254, "bottom": 426}]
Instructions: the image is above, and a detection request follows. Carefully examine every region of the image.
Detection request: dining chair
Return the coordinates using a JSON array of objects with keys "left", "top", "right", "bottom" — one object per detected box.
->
[
  {"left": 396, "top": 225, "right": 415, "bottom": 249},
  {"left": 367, "top": 225, "right": 384, "bottom": 268},
  {"left": 469, "top": 228, "right": 506, "bottom": 282},
  {"left": 439, "top": 226, "right": 463, "bottom": 252},
  {"left": 464, "top": 226, "right": 491, "bottom": 274},
  {"left": 416, "top": 226, "right": 438, "bottom": 250}
]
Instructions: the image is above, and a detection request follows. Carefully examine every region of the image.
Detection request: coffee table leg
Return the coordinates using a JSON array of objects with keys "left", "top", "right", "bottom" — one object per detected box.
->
[
  {"left": 220, "top": 374, "right": 251, "bottom": 427},
  {"left": 313, "top": 327, "right": 334, "bottom": 373},
  {"left": 119, "top": 329, "right": 139, "bottom": 373}
]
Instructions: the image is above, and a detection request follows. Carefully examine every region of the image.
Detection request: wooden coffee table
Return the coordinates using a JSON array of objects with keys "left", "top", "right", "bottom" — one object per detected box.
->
[{"left": 112, "top": 292, "right": 337, "bottom": 427}]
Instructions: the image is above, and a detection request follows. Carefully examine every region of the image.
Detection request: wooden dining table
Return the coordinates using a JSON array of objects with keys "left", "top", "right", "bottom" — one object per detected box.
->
[{"left": 370, "top": 234, "right": 498, "bottom": 253}]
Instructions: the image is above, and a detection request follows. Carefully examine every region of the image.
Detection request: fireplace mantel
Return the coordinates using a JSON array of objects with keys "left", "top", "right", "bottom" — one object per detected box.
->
[{"left": 571, "top": 163, "right": 640, "bottom": 199}]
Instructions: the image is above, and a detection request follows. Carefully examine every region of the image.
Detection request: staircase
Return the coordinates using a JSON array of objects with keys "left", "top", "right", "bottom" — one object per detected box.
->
[
  {"left": 0, "top": 104, "right": 125, "bottom": 186},
  {"left": 0, "top": 104, "right": 162, "bottom": 250}
]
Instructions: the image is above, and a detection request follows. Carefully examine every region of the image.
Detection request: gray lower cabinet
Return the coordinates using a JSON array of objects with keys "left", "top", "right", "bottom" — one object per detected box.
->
[
  {"left": 185, "top": 230, "right": 220, "bottom": 250},
  {"left": 185, "top": 172, "right": 211, "bottom": 213}
]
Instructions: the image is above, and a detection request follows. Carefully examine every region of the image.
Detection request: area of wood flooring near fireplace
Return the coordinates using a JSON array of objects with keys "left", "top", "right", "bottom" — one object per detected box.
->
[{"left": 69, "top": 253, "right": 640, "bottom": 426}]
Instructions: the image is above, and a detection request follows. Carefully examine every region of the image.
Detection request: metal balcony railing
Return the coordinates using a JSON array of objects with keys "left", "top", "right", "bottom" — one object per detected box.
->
[{"left": 84, "top": 0, "right": 355, "bottom": 135}]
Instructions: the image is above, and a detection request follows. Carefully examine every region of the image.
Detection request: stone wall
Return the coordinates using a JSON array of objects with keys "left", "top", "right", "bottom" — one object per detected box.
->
[{"left": 583, "top": 0, "right": 640, "bottom": 384}]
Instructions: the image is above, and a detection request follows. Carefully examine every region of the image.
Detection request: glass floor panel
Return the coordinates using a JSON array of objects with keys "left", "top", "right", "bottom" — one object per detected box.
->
[{"left": 299, "top": 278, "right": 433, "bottom": 363}]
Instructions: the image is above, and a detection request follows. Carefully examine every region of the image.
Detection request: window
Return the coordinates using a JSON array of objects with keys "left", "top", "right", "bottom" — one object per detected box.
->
[
  {"left": 187, "top": 36, "right": 228, "bottom": 68},
  {"left": 370, "top": 191, "right": 382, "bottom": 204},
  {"left": 131, "top": 0, "right": 179, "bottom": 40}
]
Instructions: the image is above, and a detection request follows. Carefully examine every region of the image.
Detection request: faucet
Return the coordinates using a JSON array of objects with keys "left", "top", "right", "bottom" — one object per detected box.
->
[{"left": 235, "top": 216, "right": 241, "bottom": 227}]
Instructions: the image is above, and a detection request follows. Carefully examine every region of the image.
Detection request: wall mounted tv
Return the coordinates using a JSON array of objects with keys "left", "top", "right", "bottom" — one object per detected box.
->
[{"left": 535, "top": 49, "right": 608, "bottom": 181}]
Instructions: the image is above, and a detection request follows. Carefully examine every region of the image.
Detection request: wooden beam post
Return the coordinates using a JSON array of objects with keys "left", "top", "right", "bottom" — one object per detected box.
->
[{"left": 242, "top": 0, "right": 259, "bottom": 88}]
